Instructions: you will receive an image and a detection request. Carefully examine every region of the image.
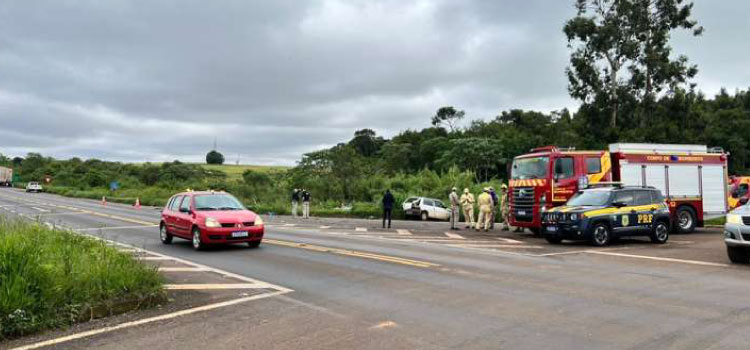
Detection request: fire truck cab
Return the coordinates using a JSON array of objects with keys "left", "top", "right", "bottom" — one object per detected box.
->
[{"left": 509, "top": 143, "right": 729, "bottom": 234}]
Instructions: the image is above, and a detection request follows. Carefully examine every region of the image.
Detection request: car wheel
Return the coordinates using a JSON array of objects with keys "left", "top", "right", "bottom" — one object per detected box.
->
[
  {"left": 247, "top": 240, "right": 261, "bottom": 248},
  {"left": 192, "top": 227, "right": 204, "bottom": 251},
  {"left": 650, "top": 221, "right": 669, "bottom": 244},
  {"left": 675, "top": 206, "right": 696, "bottom": 233},
  {"left": 590, "top": 223, "right": 611, "bottom": 247},
  {"left": 545, "top": 236, "right": 562, "bottom": 244},
  {"left": 421, "top": 212, "right": 428, "bottom": 221},
  {"left": 727, "top": 246, "right": 750, "bottom": 264},
  {"left": 159, "top": 223, "right": 173, "bottom": 244}
]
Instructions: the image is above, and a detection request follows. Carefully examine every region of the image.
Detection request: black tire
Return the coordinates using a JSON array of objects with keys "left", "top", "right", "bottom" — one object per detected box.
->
[
  {"left": 247, "top": 240, "right": 261, "bottom": 248},
  {"left": 159, "top": 223, "right": 173, "bottom": 244},
  {"left": 421, "top": 211, "right": 429, "bottom": 221},
  {"left": 191, "top": 226, "right": 205, "bottom": 251},
  {"left": 650, "top": 220, "right": 669, "bottom": 244},
  {"left": 675, "top": 206, "right": 697, "bottom": 233},
  {"left": 727, "top": 246, "right": 750, "bottom": 264},
  {"left": 529, "top": 227, "right": 541, "bottom": 236},
  {"left": 545, "top": 236, "right": 563, "bottom": 244},
  {"left": 590, "top": 223, "right": 611, "bottom": 247}
]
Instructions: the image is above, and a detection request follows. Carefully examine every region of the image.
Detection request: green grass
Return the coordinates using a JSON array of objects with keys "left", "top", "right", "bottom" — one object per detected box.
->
[
  {"left": 704, "top": 216, "right": 726, "bottom": 226},
  {"left": 0, "top": 218, "right": 164, "bottom": 339},
  {"left": 200, "top": 164, "right": 288, "bottom": 180}
]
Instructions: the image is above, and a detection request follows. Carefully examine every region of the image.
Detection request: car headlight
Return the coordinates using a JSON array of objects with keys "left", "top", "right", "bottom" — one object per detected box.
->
[
  {"left": 727, "top": 214, "right": 742, "bottom": 225},
  {"left": 569, "top": 213, "right": 578, "bottom": 221},
  {"left": 254, "top": 216, "right": 264, "bottom": 226},
  {"left": 205, "top": 217, "right": 221, "bottom": 228}
]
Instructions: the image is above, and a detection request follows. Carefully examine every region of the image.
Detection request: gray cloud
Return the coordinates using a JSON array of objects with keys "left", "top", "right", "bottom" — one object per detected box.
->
[{"left": 0, "top": 0, "right": 747, "bottom": 165}]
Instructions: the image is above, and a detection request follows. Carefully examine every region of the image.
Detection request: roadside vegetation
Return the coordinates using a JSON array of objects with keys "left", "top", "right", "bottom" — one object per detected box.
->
[{"left": 0, "top": 218, "right": 163, "bottom": 339}]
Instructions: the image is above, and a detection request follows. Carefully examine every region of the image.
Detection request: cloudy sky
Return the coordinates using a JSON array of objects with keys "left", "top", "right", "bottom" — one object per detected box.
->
[{"left": 1, "top": 1, "right": 748, "bottom": 165}]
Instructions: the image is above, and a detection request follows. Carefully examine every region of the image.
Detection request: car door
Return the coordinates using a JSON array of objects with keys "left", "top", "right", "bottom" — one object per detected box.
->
[
  {"left": 162, "top": 196, "right": 178, "bottom": 230},
  {"left": 434, "top": 200, "right": 450, "bottom": 220},
  {"left": 612, "top": 190, "right": 638, "bottom": 236},
  {"left": 174, "top": 195, "right": 193, "bottom": 237},
  {"left": 631, "top": 190, "right": 657, "bottom": 235},
  {"left": 422, "top": 199, "right": 435, "bottom": 218}
]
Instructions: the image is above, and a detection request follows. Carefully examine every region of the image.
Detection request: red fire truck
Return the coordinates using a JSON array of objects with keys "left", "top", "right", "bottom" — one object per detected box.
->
[{"left": 509, "top": 143, "right": 729, "bottom": 233}]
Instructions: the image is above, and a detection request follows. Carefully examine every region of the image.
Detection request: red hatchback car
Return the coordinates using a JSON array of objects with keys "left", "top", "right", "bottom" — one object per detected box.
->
[{"left": 160, "top": 191, "right": 264, "bottom": 250}]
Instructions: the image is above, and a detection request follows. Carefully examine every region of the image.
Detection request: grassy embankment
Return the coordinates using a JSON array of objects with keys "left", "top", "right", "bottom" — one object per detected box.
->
[{"left": 0, "top": 218, "right": 164, "bottom": 340}]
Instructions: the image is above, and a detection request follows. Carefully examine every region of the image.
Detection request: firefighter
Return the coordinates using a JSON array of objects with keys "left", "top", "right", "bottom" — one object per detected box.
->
[
  {"left": 476, "top": 188, "right": 493, "bottom": 232},
  {"left": 291, "top": 189, "right": 300, "bottom": 217},
  {"left": 500, "top": 184, "right": 512, "bottom": 231},
  {"left": 460, "top": 188, "right": 475, "bottom": 228},
  {"left": 449, "top": 187, "right": 460, "bottom": 230},
  {"left": 489, "top": 187, "right": 498, "bottom": 229}
]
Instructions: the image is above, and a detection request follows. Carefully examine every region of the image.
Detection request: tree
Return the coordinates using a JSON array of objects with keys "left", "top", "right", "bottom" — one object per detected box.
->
[
  {"left": 206, "top": 150, "right": 225, "bottom": 165},
  {"left": 437, "top": 138, "right": 506, "bottom": 182},
  {"left": 349, "top": 129, "right": 384, "bottom": 157},
  {"left": 431, "top": 106, "right": 465, "bottom": 132},
  {"left": 564, "top": 0, "right": 702, "bottom": 132}
]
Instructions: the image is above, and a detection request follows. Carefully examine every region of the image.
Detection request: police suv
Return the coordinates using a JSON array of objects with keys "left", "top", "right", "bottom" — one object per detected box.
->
[{"left": 541, "top": 184, "right": 671, "bottom": 246}]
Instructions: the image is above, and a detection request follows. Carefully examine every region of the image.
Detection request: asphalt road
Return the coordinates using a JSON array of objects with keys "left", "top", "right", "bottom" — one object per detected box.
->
[{"left": 2, "top": 189, "right": 750, "bottom": 350}]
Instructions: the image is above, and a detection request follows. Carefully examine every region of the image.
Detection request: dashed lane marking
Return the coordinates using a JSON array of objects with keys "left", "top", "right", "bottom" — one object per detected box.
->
[
  {"left": 444, "top": 232, "right": 465, "bottom": 239},
  {"left": 396, "top": 229, "right": 412, "bottom": 235},
  {"left": 355, "top": 227, "right": 368, "bottom": 232},
  {"left": 265, "top": 239, "right": 439, "bottom": 268},
  {"left": 495, "top": 237, "right": 523, "bottom": 244},
  {"left": 370, "top": 320, "right": 398, "bottom": 330},
  {"left": 30, "top": 206, "right": 51, "bottom": 212},
  {"left": 445, "top": 244, "right": 544, "bottom": 249},
  {"left": 319, "top": 225, "right": 331, "bottom": 229}
]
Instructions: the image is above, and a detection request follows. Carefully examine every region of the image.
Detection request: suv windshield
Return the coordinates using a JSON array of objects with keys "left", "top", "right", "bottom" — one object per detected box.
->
[
  {"left": 567, "top": 191, "right": 611, "bottom": 206},
  {"left": 194, "top": 194, "right": 246, "bottom": 211},
  {"left": 512, "top": 156, "right": 549, "bottom": 180}
]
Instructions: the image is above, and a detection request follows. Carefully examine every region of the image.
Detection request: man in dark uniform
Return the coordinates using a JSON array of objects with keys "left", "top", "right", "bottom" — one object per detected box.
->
[{"left": 382, "top": 189, "right": 395, "bottom": 229}]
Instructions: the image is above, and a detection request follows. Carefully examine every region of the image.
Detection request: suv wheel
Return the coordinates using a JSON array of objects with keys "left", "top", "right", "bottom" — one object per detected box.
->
[
  {"left": 421, "top": 212, "right": 429, "bottom": 221},
  {"left": 192, "top": 227, "right": 204, "bottom": 251},
  {"left": 160, "top": 223, "right": 173, "bottom": 244},
  {"left": 650, "top": 221, "right": 669, "bottom": 244},
  {"left": 676, "top": 206, "right": 696, "bottom": 233},
  {"left": 591, "top": 223, "right": 611, "bottom": 247},
  {"left": 545, "top": 236, "right": 562, "bottom": 244},
  {"left": 727, "top": 246, "right": 750, "bottom": 264}
]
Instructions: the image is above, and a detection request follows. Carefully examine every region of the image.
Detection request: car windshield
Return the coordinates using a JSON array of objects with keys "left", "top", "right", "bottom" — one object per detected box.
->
[
  {"left": 567, "top": 191, "right": 611, "bottom": 206},
  {"left": 511, "top": 156, "right": 549, "bottom": 180},
  {"left": 193, "top": 194, "right": 246, "bottom": 211}
]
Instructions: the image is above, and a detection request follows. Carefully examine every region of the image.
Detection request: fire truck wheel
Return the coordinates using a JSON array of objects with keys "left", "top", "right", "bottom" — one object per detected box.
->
[
  {"left": 650, "top": 221, "right": 669, "bottom": 244},
  {"left": 675, "top": 206, "right": 696, "bottom": 233},
  {"left": 727, "top": 246, "right": 750, "bottom": 264},
  {"left": 590, "top": 223, "right": 611, "bottom": 247}
]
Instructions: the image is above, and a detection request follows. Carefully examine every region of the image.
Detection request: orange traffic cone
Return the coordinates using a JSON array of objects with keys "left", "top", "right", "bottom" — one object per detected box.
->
[
  {"left": 101, "top": 196, "right": 107, "bottom": 206},
  {"left": 134, "top": 197, "right": 141, "bottom": 210}
]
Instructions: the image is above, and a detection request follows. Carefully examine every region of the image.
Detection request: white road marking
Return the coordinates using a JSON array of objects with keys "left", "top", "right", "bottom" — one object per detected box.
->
[
  {"left": 8, "top": 291, "right": 289, "bottom": 350},
  {"left": 164, "top": 283, "right": 271, "bottom": 290},
  {"left": 396, "top": 229, "right": 412, "bottom": 236},
  {"left": 137, "top": 256, "right": 175, "bottom": 261},
  {"left": 355, "top": 227, "right": 368, "bottom": 232},
  {"left": 284, "top": 223, "right": 297, "bottom": 227},
  {"left": 319, "top": 225, "right": 331, "bottom": 229},
  {"left": 30, "top": 206, "right": 50, "bottom": 212},
  {"left": 584, "top": 251, "right": 731, "bottom": 267},
  {"left": 76, "top": 224, "right": 159, "bottom": 231},
  {"left": 445, "top": 244, "right": 544, "bottom": 249},
  {"left": 444, "top": 232, "right": 465, "bottom": 239},
  {"left": 158, "top": 267, "right": 208, "bottom": 272},
  {"left": 370, "top": 320, "right": 398, "bottom": 330},
  {"left": 495, "top": 237, "right": 523, "bottom": 244}
]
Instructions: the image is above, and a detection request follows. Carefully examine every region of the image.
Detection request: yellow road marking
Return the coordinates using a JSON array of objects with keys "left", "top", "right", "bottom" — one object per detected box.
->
[{"left": 264, "top": 239, "right": 439, "bottom": 268}]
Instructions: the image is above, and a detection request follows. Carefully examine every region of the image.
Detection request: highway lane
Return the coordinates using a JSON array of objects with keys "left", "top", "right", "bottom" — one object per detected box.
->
[{"left": 2, "top": 189, "right": 750, "bottom": 349}]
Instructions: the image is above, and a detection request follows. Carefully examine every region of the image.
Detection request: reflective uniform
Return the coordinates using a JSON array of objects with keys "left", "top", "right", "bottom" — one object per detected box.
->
[
  {"left": 449, "top": 190, "right": 460, "bottom": 229},
  {"left": 476, "top": 192, "right": 493, "bottom": 231},
  {"left": 460, "top": 192, "right": 475, "bottom": 228}
]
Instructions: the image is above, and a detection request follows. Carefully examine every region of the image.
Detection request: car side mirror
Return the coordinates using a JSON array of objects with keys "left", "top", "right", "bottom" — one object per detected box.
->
[{"left": 612, "top": 201, "right": 627, "bottom": 208}]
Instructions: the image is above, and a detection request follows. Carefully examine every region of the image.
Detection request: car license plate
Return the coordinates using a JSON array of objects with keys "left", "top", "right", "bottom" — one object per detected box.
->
[
  {"left": 546, "top": 226, "right": 557, "bottom": 232},
  {"left": 231, "top": 231, "right": 248, "bottom": 238},
  {"left": 518, "top": 210, "right": 526, "bottom": 216}
]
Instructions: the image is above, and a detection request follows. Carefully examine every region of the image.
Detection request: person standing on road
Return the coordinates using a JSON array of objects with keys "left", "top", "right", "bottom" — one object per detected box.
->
[
  {"left": 382, "top": 189, "right": 395, "bottom": 229},
  {"left": 460, "top": 188, "right": 475, "bottom": 228},
  {"left": 489, "top": 187, "right": 498, "bottom": 229},
  {"left": 500, "top": 184, "right": 512, "bottom": 231},
  {"left": 302, "top": 189, "right": 311, "bottom": 219},
  {"left": 476, "top": 188, "right": 493, "bottom": 232},
  {"left": 449, "top": 187, "right": 460, "bottom": 230},
  {"left": 291, "top": 189, "right": 300, "bottom": 217}
]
